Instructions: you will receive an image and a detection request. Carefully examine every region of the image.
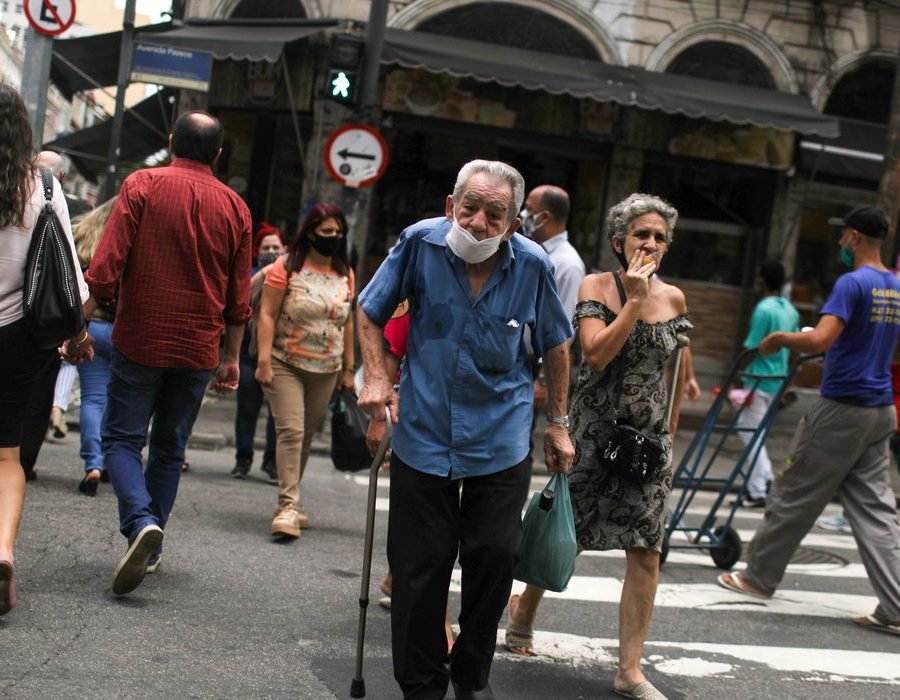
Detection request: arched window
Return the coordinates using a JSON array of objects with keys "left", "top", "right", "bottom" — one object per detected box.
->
[
  {"left": 415, "top": 1, "right": 599, "bottom": 60},
  {"left": 824, "top": 60, "right": 894, "bottom": 124},
  {"left": 229, "top": 0, "right": 305, "bottom": 18},
  {"left": 668, "top": 41, "right": 775, "bottom": 89}
]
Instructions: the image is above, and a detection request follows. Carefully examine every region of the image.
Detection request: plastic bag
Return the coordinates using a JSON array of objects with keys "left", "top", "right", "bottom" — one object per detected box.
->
[
  {"left": 513, "top": 473, "right": 578, "bottom": 592},
  {"left": 330, "top": 387, "right": 372, "bottom": 472}
]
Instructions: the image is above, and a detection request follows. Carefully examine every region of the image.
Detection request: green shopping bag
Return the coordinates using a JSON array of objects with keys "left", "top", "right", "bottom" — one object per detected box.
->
[{"left": 513, "top": 473, "right": 577, "bottom": 592}]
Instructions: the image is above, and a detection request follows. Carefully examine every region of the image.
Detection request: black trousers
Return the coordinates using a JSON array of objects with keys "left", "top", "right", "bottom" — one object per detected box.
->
[
  {"left": 387, "top": 454, "right": 531, "bottom": 699},
  {"left": 21, "top": 351, "right": 60, "bottom": 474}
]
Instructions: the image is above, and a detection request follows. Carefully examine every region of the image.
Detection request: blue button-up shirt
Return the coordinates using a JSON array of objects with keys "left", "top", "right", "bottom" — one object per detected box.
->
[{"left": 359, "top": 217, "right": 572, "bottom": 479}]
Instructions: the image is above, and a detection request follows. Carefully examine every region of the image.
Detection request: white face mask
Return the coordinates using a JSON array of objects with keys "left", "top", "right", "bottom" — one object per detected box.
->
[
  {"left": 446, "top": 218, "right": 505, "bottom": 264},
  {"left": 519, "top": 208, "right": 535, "bottom": 238}
]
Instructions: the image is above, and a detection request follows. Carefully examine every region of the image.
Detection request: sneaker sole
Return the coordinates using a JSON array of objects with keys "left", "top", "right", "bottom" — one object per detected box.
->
[
  {"left": 271, "top": 525, "right": 300, "bottom": 539},
  {"left": 112, "top": 525, "right": 164, "bottom": 595}
]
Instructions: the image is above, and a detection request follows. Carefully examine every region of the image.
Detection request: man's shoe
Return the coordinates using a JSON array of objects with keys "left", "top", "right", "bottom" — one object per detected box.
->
[
  {"left": 817, "top": 512, "right": 852, "bottom": 533},
  {"left": 452, "top": 681, "right": 494, "bottom": 699},
  {"left": 230, "top": 457, "right": 251, "bottom": 479},
  {"left": 260, "top": 457, "right": 278, "bottom": 485},
  {"left": 271, "top": 508, "right": 301, "bottom": 539},
  {"left": 741, "top": 496, "right": 766, "bottom": 508},
  {"left": 49, "top": 407, "right": 67, "bottom": 438},
  {"left": 111, "top": 525, "right": 164, "bottom": 595}
]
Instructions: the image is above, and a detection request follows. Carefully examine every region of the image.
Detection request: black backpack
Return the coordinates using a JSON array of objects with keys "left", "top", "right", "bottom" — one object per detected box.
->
[{"left": 22, "top": 169, "right": 85, "bottom": 349}]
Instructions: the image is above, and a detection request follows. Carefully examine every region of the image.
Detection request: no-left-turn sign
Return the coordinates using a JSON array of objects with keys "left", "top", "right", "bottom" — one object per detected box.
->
[{"left": 24, "top": 0, "right": 77, "bottom": 37}]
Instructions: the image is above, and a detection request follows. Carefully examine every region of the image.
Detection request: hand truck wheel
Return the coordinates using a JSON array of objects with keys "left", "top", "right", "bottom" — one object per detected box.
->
[{"left": 710, "top": 525, "right": 742, "bottom": 569}]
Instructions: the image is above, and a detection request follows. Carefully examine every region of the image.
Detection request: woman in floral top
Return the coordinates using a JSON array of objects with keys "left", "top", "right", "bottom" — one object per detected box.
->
[{"left": 255, "top": 203, "right": 355, "bottom": 539}]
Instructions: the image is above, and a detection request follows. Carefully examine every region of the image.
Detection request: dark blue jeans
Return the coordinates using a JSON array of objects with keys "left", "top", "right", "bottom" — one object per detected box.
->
[
  {"left": 103, "top": 350, "right": 213, "bottom": 540},
  {"left": 235, "top": 357, "right": 276, "bottom": 463}
]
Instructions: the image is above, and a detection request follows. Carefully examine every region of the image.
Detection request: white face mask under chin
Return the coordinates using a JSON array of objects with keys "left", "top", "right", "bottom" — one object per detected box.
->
[{"left": 446, "top": 219, "right": 505, "bottom": 264}]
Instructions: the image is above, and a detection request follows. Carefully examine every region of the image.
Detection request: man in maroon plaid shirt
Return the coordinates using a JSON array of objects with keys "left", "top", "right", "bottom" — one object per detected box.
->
[{"left": 83, "top": 111, "right": 252, "bottom": 596}]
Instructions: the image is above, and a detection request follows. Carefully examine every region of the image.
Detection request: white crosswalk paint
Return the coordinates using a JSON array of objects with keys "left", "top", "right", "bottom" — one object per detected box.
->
[
  {"left": 582, "top": 549, "right": 869, "bottom": 578},
  {"left": 493, "top": 630, "right": 900, "bottom": 684},
  {"left": 450, "top": 573, "right": 879, "bottom": 618}
]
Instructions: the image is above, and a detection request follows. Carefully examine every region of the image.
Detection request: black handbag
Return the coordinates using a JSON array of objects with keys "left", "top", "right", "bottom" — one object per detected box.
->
[
  {"left": 598, "top": 273, "right": 664, "bottom": 485},
  {"left": 329, "top": 386, "right": 372, "bottom": 472},
  {"left": 22, "top": 169, "right": 85, "bottom": 349}
]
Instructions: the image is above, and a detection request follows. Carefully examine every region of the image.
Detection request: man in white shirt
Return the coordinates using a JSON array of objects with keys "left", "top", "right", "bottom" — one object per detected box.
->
[{"left": 520, "top": 186, "right": 585, "bottom": 321}]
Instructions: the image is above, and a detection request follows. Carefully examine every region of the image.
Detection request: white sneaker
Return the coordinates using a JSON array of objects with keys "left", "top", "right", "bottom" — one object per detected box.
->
[{"left": 817, "top": 512, "right": 852, "bottom": 534}]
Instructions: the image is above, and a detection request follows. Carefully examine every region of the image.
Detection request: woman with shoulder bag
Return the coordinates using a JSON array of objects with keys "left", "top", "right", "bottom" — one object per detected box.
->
[
  {"left": 505, "top": 194, "right": 691, "bottom": 700},
  {"left": 255, "top": 203, "right": 355, "bottom": 539},
  {"left": 0, "top": 85, "right": 91, "bottom": 616}
]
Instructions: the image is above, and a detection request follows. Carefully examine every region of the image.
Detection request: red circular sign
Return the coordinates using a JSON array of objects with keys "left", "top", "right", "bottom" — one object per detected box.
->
[
  {"left": 24, "top": 0, "right": 77, "bottom": 37},
  {"left": 323, "top": 124, "right": 389, "bottom": 189}
]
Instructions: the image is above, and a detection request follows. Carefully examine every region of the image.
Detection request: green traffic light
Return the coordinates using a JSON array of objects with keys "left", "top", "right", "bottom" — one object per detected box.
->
[{"left": 331, "top": 71, "right": 352, "bottom": 99}]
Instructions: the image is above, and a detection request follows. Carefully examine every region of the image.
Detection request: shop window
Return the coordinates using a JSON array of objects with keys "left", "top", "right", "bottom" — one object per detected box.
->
[{"left": 639, "top": 155, "right": 776, "bottom": 287}]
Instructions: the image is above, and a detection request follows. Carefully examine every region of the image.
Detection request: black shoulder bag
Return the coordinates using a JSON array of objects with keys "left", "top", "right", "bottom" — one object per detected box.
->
[
  {"left": 597, "top": 274, "right": 665, "bottom": 485},
  {"left": 23, "top": 169, "right": 85, "bottom": 349}
]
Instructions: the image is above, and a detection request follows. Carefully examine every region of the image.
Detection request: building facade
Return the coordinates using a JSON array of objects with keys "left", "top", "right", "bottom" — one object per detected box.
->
[{"left": 96, "top": 0, "right": 900, "bottom": 372}]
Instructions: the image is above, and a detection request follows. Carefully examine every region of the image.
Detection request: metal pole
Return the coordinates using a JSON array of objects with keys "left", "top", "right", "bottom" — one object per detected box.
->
[
  {"left": 103, "top": 0, "right": 137, "bottom": 201},
  {"left": 359, "top": 0, "right": 389, "bottom": 111},
  {"left": 21, "top": 27, "right": 54, "bottom": 147}
]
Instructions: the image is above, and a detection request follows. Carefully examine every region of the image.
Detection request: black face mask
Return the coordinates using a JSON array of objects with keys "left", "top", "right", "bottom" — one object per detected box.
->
[
  {"left": 310, "top": 233, "right": 343, "bottom": 257},
  {"left": 257, "top": 251, "right": 280, "bottom": 268}
]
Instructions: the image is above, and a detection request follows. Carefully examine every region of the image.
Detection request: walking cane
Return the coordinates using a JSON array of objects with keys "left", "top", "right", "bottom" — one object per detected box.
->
[
  {"left": 666, "top": 335, "right": 691, "bottom": 427},
  {"left": 351, "top": 407, "right": 392, "bottom": 699}
]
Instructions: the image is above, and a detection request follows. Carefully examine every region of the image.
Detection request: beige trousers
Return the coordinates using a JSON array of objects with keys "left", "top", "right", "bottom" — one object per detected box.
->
[{"left": 263, "top": 357, "right": 337, "bottom": 510}]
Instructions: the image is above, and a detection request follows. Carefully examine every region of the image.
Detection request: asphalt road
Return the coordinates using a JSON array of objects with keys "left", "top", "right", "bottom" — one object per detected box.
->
[{"left": 2, "top": 400, "right": 899, "bottom": 699}]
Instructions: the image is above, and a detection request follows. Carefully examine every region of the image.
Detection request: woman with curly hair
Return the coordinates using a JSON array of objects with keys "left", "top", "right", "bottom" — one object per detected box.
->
[
  {"left": 255, "top": 203, "right": 355, "bottom": 539},
  {"left": 0, "top": 85, "right": 91, "bottom": 616}
]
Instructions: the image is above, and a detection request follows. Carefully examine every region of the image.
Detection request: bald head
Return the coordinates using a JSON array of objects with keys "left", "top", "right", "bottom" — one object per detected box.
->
[
  {"left": 524, "top": 185, "right": 569, "bottom": 243},
  {"left": 170, "top": 111, "right": 223, "bottom": 165},
  {"left": 36, "top": 150, "right": 66, "bottom": 178}
]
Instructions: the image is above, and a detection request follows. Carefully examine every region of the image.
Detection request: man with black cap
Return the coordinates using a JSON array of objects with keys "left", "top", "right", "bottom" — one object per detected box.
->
[{"left": 716, "top": 205, "right": 900, "bottom": 637}]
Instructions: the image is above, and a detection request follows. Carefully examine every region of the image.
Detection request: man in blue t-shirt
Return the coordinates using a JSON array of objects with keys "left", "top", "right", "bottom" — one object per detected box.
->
[
  {"left": 735, "top": 259, "right": 800, "bottom": 506},
  {"left": 717, "top": 205, "right": 900, "bottom": 636}
]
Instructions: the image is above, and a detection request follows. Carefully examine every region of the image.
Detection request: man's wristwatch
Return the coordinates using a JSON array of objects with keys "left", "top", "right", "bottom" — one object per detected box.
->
[{"left": 546, "top": 414, "right": 570, "bottom": 429}]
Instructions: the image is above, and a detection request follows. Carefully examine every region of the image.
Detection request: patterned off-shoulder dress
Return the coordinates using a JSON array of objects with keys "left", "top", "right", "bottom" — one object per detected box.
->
[{"left": 568, "top": 300, "right": 692, "bottom": 552}]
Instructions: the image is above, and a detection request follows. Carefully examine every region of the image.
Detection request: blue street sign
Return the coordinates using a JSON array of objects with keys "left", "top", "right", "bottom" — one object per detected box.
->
[{"left": 131, "top": 42, "right": 214, "bottom": 92}]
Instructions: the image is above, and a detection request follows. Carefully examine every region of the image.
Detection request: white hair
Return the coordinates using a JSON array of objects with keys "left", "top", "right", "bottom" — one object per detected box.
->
[
  {"left": 452, "top": 159, "right": 525, "bottom": 224},
  {"left": 606, "top": 193, "right": 678, "bottom": 245}
]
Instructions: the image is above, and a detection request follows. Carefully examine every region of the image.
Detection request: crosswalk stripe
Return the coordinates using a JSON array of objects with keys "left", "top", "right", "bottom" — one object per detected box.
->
[
  {"left": 463, "top": 575, "right": 880, "bottom": 618},
  {"left": 581, "top": 549, "right": 869, "bottom": 578},
  {"left": 494, "top": 631, "right": 900, "bottom": 683}
]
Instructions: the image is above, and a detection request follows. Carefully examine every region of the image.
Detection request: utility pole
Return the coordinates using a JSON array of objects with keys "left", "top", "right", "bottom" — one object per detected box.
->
[
  {"left": 878, "top": 44, "right": 900, "bottom": 267},
  {"left": 21, "top": 27, "right": 54, "bottom": 147},
  {"left": 103, "top": 0, "right": 137, "bottom": 201},
  {"left": 359, "top": 0, "right": 389, "bottom": 112}
]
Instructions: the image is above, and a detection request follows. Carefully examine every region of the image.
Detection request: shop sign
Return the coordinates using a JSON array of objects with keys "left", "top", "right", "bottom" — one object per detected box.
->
[
  {"left": 131, "top": 42, "right": 214, "bottom": 92},
  {"left": 24, "top": 0, "right": 76, "bottom": 37},
  {"left": 324, "top": 124, "right": 389, "bottom": 188}
]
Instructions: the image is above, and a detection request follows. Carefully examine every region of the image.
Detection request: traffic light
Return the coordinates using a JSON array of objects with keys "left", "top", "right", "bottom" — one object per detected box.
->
[{"left": 325, "top": 34, "right": 365, "bottom": 106}]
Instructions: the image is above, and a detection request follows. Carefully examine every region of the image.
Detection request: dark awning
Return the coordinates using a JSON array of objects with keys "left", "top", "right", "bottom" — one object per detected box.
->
[
  {"left": 42, "top": 88, "right": 177, "bottom": 181},
  {"left": 799, "top": 117, "right": 886, "bottom": 182},
  {"left": 381, "top": 28, "right": 839, "bottom": 138},
  {"left": 147, "top": 18, "right": 336, "bottom": 62},
  {"left": 51, "top": 19, "right": 336, "bottom": 99}
]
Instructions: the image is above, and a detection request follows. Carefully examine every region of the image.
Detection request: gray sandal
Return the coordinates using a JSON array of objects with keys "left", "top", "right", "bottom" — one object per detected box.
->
[{"left": 504, "top": 619, "right": 535, "bottom": 655}]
